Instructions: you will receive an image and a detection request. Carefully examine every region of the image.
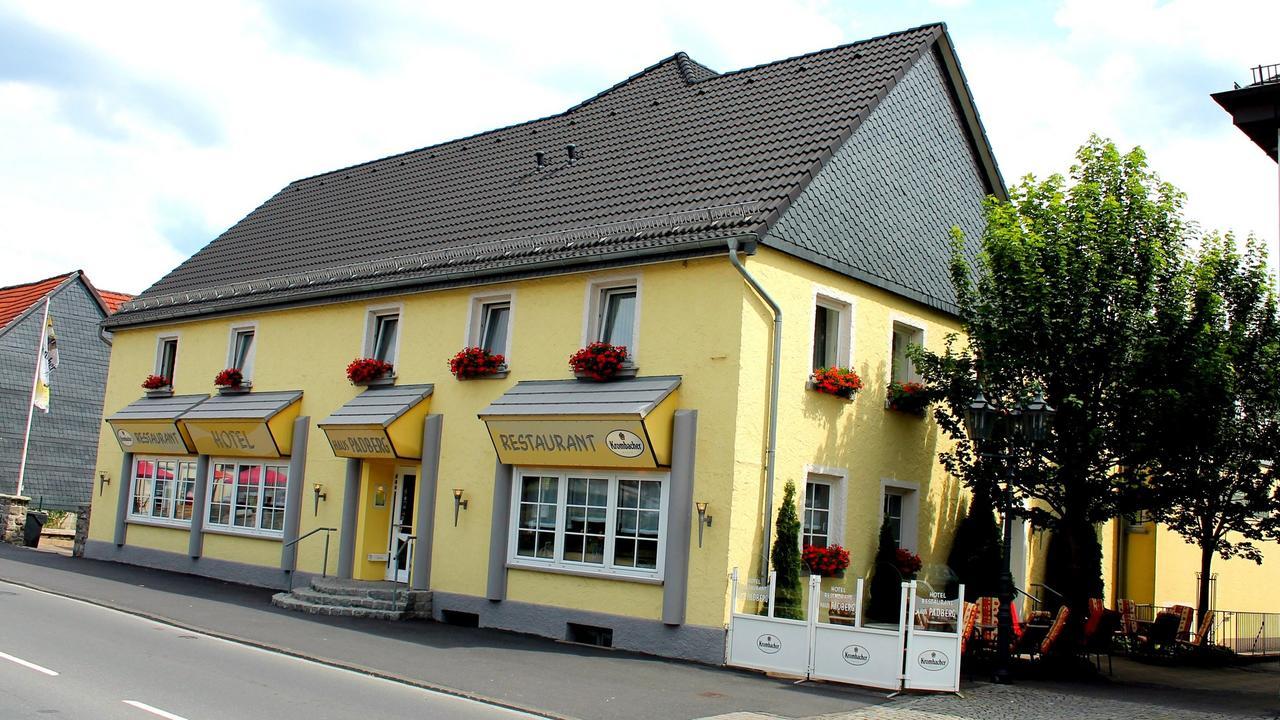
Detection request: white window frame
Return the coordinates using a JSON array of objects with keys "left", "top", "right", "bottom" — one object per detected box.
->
[
  {"left": 226, "top": 322, "right": 259, "bottom": 382},
  {"left": 809, "top": 285, "right": 855, "bottom": 371},
  {"left": 204, "top": 458, "right": 289, "bottom": 539},
  {"left": 126, "top": 455, "right": 199, "bottom": 528},
  {"left": 361, "top": 303, "right": 403, "bottom": 366},
  {"left": 880, "top": 479, "right": 920, "bottom": 553},
  {"left": 582, "top": 276, "right": 641, "bottom": 360},
  {"left": 507, "top": 466, "right": 669, "bottom": 581},
  {"left": 465, "top": 290, "right": 515, "bottom": 359},
  {"left": 800, "top": 465, "right": 847, "bottom": 550},
  {"left": 154, "top": 333, "right": 179, "bottom": 383},
  {"left": 888, "top": 316, "right": 926, "bottom": 385}
]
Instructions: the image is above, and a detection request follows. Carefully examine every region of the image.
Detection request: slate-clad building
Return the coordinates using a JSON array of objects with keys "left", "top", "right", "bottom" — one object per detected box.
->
[
  {"left": 87, "top": 24, "right": 1006, "bottom": 662},
  {"left": 1, "top": 271, "right": 130, "bottom": 509}
]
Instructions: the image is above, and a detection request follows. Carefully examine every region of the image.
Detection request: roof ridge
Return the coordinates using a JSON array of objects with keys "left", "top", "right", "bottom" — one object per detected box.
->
[
  {"left": 0, "top": 271, "right": 75, "bottom": 294},
  {"left": 562, "top": 53, "right": 686, "bottom": 114},
  {"left": 699, "top": 22, "right": 944, "bottom": 83}
]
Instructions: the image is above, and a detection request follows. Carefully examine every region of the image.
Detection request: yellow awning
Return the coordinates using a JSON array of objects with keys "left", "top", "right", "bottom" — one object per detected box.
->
[
  {"left": 106, "top": 394, "right": 208, "bottom": 454},
  {"left": 178, "top": 391, "right": 303, "bottom": 458},
  {"left": 478, "top": 376, "right": 680, "bottom": 469},
  {"left": 318, "top": 384, "right": 434, "bottom": 459}
]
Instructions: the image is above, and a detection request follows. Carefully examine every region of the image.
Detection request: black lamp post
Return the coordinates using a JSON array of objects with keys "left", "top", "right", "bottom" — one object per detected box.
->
[{"left": 964, "top": 387, "right": 1054, "bottom": 684}]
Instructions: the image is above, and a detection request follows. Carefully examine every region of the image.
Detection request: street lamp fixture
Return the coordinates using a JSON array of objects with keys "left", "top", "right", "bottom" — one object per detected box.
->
[
  {"left": 963, "top": 386, "right": 1054, "bottom": 685},
  {"left": 452, "top": 488, "right": 469, "bottom": 527}
]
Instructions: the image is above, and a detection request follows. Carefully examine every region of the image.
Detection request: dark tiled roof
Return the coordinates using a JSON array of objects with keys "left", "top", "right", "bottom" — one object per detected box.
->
[{"left": 110, "top": 23, "right": 994, "bottom": 328}]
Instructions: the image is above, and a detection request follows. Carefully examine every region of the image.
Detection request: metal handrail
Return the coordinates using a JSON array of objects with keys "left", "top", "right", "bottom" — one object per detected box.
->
[
  {"left": 1031, "top": 582, "right": 1065, "bottom": 603},
  {"left": 285, "top": 527, "right": 337, "bottom": 592}
]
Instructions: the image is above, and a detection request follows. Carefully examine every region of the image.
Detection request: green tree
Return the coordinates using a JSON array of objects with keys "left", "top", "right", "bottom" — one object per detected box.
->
[
  {"left": 867, "top": 518, "right": 904, "bottom": 622},
  {"left": 910, "top": 136, "right": 1187, "bottom": 623},
  {"left": 945, "top": 493, "right": 1003, "bottom": 601},
  {"left": 771, "top": 480, "right": 804, "bottom": 619},
  {"left": 1130, "top": 234, "right": 1280, "bottom": 623}
]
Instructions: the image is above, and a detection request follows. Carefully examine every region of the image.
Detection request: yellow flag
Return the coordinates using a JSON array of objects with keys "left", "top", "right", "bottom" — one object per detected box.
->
[{"left": 33, "top": 313, "right": 58, "bottom": 413}]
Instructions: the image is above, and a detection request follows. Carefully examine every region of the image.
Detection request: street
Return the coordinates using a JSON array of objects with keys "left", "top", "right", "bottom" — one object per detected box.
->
[{"left": 0, "top": 581, "right": 539, "bottom": 720}]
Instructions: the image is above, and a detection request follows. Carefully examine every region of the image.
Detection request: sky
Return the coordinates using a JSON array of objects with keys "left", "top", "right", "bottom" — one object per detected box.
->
[{"left": 0, "top": 0, "right": 1277, "bottom": 295}]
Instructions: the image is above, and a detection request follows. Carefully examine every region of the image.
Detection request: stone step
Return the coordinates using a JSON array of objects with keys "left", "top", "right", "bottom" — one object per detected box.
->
[
  {"left": 289, "top": 587, "right": 402, "bottom": 611},
  {"left": 309, "top": 576, "right": 408, "bottom": 602},
  {"left": 271, "top": 592, "right": 404, "bottom": 621}
]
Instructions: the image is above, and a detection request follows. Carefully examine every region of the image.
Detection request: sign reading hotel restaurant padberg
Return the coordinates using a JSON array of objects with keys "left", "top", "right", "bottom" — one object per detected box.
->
[
  {"left": 484, "top": 418, "right": 659, "bottom": 469},
  {"left": 110, "top": 422, "right": 191, "bottom": 455},
  {"left": 184, "top": 421, "right": 282, "bottom": 458},
  {"left": 323, "top": 426, "right": 398, "bottom": 459}
]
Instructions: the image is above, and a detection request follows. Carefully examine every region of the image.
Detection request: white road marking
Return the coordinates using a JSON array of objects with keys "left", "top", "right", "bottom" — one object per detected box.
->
[
  {"left": 0, "top": 650, "right": 58, "bottom": 676},
  {"left": 123, "top": 700, "right": 189, "bottom": 720}
]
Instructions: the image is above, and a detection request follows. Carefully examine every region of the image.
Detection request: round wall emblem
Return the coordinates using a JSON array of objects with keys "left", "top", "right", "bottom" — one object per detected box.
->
[
  {"left": 605, "top": 430, "right": 645, "bottom": 458},
  {"left": 756, "top": 634, "right": 782, "bottom": 654},
  {"left": 116, "top": 428, "right": 135, "bottom": 448},
  {"left": 841, "top": 644, "right": 871, "bottom": 666},
  {"left": 917, "top": 650, "right": 950, "bottom": 671}
]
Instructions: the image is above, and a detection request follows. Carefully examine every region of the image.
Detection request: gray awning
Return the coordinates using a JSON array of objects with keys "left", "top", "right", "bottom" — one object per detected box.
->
[
  {"left": 319, "top": 384, "right": 434, "bottom": 428},
  {"left": 180, "top": 390, "right": 303, "bottom": 421},
  {"left": 107, "top": 394, "right": 209, "bottom": 422},
  {"left": 479, "top": 376, "right": 681, "bottom": 418}
]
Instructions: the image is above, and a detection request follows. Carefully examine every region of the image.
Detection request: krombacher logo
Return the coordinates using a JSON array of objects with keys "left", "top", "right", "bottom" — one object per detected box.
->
[
  {"left": 917, "top": 650, "right": 949, "bottom": 671},
  {"left": 756, "top": 634, "right": 782, "bottom": 654},
  {"left": 605, "top": 430, "right": 644, "bottom": 458},
  {"left": 841, "top": 644, "right": 870, "bottom": 666}
]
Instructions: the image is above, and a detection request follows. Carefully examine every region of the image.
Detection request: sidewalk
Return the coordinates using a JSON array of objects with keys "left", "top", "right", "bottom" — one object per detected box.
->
[{"left": 1, "top": 544, "right": 1275, "bottom": 720}]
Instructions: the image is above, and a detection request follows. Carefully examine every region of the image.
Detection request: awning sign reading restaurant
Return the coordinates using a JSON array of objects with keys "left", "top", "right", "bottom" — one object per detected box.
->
[
  {"left": 485, "top": 419, "right": 659, "bottom": 469},
  {"left": 111, "top": 422, "right": 192, "bottom": 455}
]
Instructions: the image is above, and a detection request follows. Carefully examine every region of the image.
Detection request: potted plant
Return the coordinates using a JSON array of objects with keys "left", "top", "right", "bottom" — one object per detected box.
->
[
  {"left": 346, "top": 357, "right": 395, "bottom": 386},
  {"left": 214, "top": 367, "right": 248, "bottom": 394},
  {"left": 448, "top": 347, "right": 507, "bottom": 380},
  {"left": 803, "top": 543, "right": 850, "bottom": 578},
  {"left": 887, "top": 380, "right": 930, "bottom": 415},
  {"left": 141, "top": 374, "right": 172, "bottom": 398},
  {"left": 569, "top": 342, "right": 629, "bottom": 382},
  {"left": 894, "top": 547, "right": 923, "bottom": 580},
  {"left": 808, "top": 366, "right": 863, "bottom": 399}
]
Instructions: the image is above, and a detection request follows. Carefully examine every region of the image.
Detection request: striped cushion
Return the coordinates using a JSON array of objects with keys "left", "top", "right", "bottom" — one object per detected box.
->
[{"left": 1040, "top": 606, "right": 1071, "bottom": 655}]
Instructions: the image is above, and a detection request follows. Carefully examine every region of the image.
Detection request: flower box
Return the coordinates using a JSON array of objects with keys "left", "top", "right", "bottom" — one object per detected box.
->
[
  {"left": 569, "top": 342, "right": 630, "bottom": 382},
  {"left": 213, "top": 368, "right": 249, "bottom": 394},
  {"left": 886, "top": 380, "right": 930, "bottom": 415},
  {"left": 807, "top": 367, "right": 863, "bottom": 400},
  {"left": 449, "top": 347, "right": 507, "bottom": 380},
  {"left": 144, "top": 388, "right": 174, "bottom": 399},
  {"left": 347, "top": 358, "right": 395, "bottom": 386},
  {"left": 803, "top": 544, "right": 851, "bottom": 577}
]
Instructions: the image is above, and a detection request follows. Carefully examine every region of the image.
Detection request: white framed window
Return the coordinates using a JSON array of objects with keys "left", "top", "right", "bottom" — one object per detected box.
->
[
  {"left": 129, "top": 456, "right": 198, "bottom": 526},
  {"left": 508, "top": 467, "right": 668, "bottom": 580},
  {"left": 466, "top": 292, "right": 513, "bottom": 359},
  {"left": 227, "top": 324, "right": 257, "bottom": 381},
  {"left": 800, "top": 466, "right": 846, "bottom": 550},
  {"left": 363, "top": 306, "right": 402, "bottom": 365},
  {"left": 890, "top": 321, "right": 925, "bottom": 384},
  {"left": 154, "top": 335, "right": 179, "bottom": 382},
  {"left": 207, "top": 459, "right": 289, "bottom": 537},
  {"left": 880, "top": 480, "right": 919, "bottom": 552},
  {"left": 584, "top": 277, "right": 640, "bottom": 356},
  {"left": 811, "top": 288, "right": 854, "bottom": 371}
]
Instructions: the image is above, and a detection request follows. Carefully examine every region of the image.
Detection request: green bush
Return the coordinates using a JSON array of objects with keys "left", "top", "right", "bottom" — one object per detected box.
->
[{"left": 771, "top": 481, "right": 804, "bottom": 619}]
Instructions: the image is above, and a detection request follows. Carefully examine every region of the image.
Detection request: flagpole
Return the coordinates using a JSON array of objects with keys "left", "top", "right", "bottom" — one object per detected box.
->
[{"left": 15, "top": 297, "right": 50, "bottom": 498}]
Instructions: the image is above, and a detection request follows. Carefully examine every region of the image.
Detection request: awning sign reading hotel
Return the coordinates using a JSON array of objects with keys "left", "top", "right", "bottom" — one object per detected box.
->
[
  {"left": 108, "top": 421, "right": 193, "bottom": 455},
  {"left": 323, "top": 427, "right": 398, "bottom": 459},
  {"left": 484, "top": 419, "right": 660, "bottom": 469},
  {"left": 184, "top": 421, "right": 283, "bottom": 458}
]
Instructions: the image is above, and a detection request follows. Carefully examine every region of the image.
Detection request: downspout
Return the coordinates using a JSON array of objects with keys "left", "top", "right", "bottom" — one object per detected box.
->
[{"left": 727, "top": 238, "right": 782, "bottom": 580}]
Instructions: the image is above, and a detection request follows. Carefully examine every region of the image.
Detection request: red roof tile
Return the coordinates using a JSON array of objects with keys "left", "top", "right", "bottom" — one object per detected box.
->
[
  {"left": 96, "top": 290, "right": 133, "bottom": 314},
  {"left": 0, "top": 273, "right": 72, "bottom": 331}
]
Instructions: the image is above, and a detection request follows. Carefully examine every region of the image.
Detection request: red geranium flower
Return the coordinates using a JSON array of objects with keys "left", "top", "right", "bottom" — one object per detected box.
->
[
  {"left": 141, "top": 374, "right": 171, "bottom": 390},
  {"left": 569, "top": 342, "right": 628, "bottom": 382},
  {"left": 810, "top": 367, "right": 863, "bottom": 399},
  {"left": 894, "top": 547, "right": 923, "bottom": 577},
  {"left": 214, "top": 368, "right": 243, "bottom": 388},
  {"left": 448, "top": 347, "right": 505, "bottom": 379},
  {"left": 803, "top": 544, "right": 851, "bottom": 576},
  {"left": 346, "top": 358, "right": 394, "bottom": 384}
]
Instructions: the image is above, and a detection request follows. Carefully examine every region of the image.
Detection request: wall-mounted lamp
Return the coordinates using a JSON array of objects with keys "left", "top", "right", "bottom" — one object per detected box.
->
[
  {"left": 695, "top": 501, "right": 712, "bottom": 548},
  {"left": 452, "top": 488, "right": 469, "bottom": 526},
  {"left": 312, "top": 483, "right": 327, "bottom": 516},
  {"left": 98, "top": 471, "right": 111, "bottom": 496}
]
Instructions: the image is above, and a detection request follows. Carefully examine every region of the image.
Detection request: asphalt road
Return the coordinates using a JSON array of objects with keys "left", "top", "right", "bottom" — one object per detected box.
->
[{"left": 0, "top": 581, "right": 539, "bottom": 720}]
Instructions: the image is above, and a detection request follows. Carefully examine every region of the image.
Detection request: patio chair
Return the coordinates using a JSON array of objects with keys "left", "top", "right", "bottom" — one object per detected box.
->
[
  {"left": 1083, "top": 609, "right": 1121, "bottom": 674},
  {"left": 1083, "top": 598, "right": 1105, "bottom": 640},
  {"left": 1039, "top": 606, "right": 1071, "bottom": 658},
  {"left": 1016, "top": 606, "right": 1070, "bottom": 661},
  {"left": 976, "top": 596, "right": 1000, "bottom": 644},
  {"left": 1116, "top": 599, "right": 1139, "bottom": 641},
  {"left": 1138, "top": 611, "right": 1181, "bottom": 654},
  {"left": 1185, "top": 610, "right": 1215, "bottom": 649},
  {"left": 960, "top": 601, "right": 979, "bottom": 655},
  {"left": 1169, "top": 604, "right": 1195, "bottom": 642}
]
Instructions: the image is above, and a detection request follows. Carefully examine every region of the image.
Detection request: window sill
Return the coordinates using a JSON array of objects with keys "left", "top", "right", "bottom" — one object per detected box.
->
[
  {"left": 216, "top": 383, "right": 253, "bottom": 396},
  {"left": 573, "top": 364, "right": 639, "bottom": 382},
  {"left": 805, "top": 378, "right": 856, "bottom": 401},
  {"left": 455, "top": 366, "right": 510, "bottom": 381},
  {"left": 202, "top": 524, "right": 283, "bottom": 541},
  {"left": 884, "top": 401, "right": 927, "bottom": 417},
  {"left": 143, "top": 387, "right": 174, "bottom": 399},
  {"left": 352, "top": 374, "right": 396, "bottom": 388},
  {"left": 506, "top": 560, "right": 663, "bottom": 585},
  {"left": 126, "top": 516, "right": 192, "bottom": 530}
]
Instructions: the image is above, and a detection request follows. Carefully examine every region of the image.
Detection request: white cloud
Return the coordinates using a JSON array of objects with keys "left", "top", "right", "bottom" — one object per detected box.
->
[{"left": 0, "top": 0, "right": 1275, "bottom": 294}]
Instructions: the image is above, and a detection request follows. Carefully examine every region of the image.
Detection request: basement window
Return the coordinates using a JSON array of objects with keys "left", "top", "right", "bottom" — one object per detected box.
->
[{"left": 567, "top": 623, "right": 613, "bottom": 648}]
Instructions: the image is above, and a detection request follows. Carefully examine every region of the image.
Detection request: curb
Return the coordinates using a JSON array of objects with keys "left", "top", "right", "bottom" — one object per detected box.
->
[{"left": 0, "top": 574, "right": 575, "bottom": 720}]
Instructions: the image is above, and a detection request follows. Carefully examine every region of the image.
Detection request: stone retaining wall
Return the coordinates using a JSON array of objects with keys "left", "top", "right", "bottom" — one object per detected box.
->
[{"left": 0, "top": 494, "right": 30, "bottom": 544}]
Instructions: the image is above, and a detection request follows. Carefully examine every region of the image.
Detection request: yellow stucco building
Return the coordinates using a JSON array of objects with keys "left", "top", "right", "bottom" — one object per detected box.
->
[{"left": 87, "top": 25, "right": 1006, "bottom": 662}]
